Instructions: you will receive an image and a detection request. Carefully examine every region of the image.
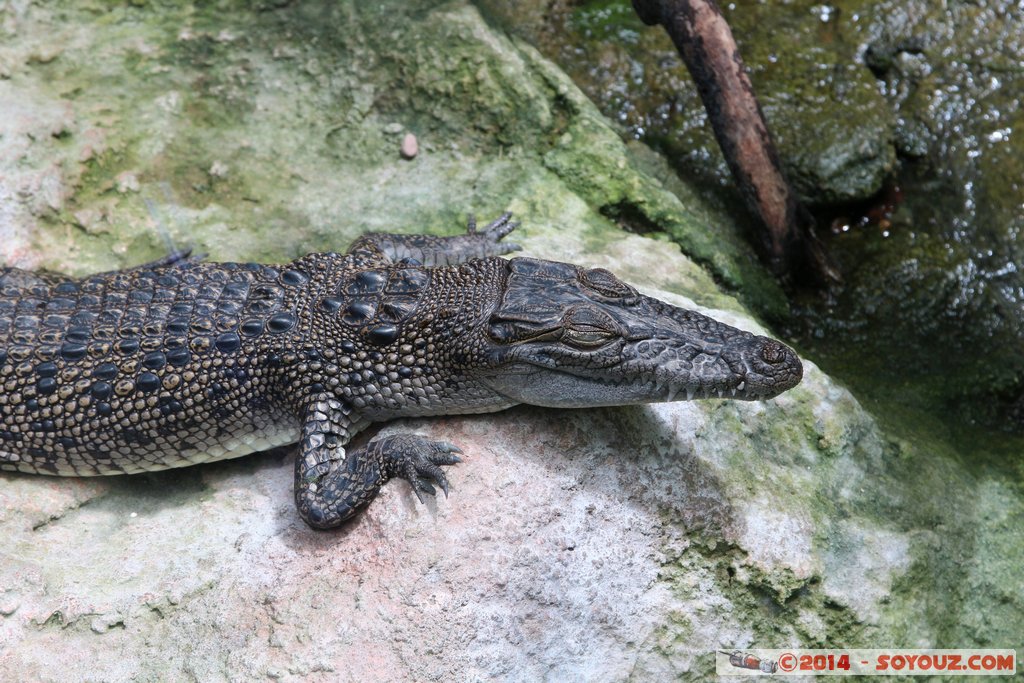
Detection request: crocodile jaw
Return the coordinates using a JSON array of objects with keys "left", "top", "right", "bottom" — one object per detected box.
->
[{"left": 481, "top": 356, "right": 797, "bottom": 409}]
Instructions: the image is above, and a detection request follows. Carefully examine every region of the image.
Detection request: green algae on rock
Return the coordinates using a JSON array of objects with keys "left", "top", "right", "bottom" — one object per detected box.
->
[{"left": 0, "top": 1, "right": 1022, "bottom": 680}]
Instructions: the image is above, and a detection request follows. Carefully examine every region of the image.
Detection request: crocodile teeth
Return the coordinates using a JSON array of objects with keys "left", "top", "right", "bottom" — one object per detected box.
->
[
  {"left": 736, "top": 381, "right": 745, "bottom": 392},
  {"left": 730, "top": 387, "right": 737, "bottom": 396},
  {"left": 716, "top": 388, "right": 724, "bottom": 398},
  {"left": 666, "top": 385, "right": 679, "bottom": 402},
  {"left": 686, "top": 387, "right": 695, "bottom": 400}
]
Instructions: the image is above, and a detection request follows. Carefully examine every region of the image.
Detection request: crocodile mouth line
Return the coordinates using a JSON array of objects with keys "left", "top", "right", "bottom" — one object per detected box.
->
[{"left": 575, "top": 373, "right": 759, "bottom": 401}]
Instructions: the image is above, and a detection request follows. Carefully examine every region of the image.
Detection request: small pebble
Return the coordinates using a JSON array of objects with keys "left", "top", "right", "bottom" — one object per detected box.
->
[
  {"left": 400, "top": 132, "right": 418, "bottom": 160},
  {"left": 115, "top": 171, "right": 140, "bottom": 194},
  {"left": 0, "top": 595, "right": 20, "bottom": 617},
  {"left": 209, "top": 160, "right": 229, "bottom": 178}
]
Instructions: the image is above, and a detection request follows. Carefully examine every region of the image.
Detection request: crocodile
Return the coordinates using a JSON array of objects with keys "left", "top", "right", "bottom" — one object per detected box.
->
[{"left": 0, "top": 214, "right": 802, "bottom": 529}]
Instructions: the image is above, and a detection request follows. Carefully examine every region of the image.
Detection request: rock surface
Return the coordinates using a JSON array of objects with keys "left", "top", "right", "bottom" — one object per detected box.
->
[
  {"left": 479, "top": 0, "right": 897, "bottom": 207},
  {"left": 0, "top": 1, "right": 1021, "bottom": 681}
]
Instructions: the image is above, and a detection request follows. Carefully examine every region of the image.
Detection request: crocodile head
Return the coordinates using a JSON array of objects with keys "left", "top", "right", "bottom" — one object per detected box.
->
[{"left": 476, "top": 257, "right": 802, "bottom": 407}]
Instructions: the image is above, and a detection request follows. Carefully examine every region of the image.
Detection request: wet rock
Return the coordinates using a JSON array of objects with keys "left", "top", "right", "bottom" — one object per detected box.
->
[
  {"left": 0, "top": 1, "right": 1021, "bottom": 680},
  {"left": 796, "top": 0, "right": 1024, "bottom": 430},
  {"left": 478, "top": 0, "right": 897, "bottom": 206}
]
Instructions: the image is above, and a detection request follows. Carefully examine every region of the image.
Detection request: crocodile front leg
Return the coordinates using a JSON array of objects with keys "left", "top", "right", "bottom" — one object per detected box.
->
[
  {"left": 347, "top": 212, "right": 522, "bottom": 266},
  {"left": 294, "top": 397, "right": 462, "bottom": 529}
]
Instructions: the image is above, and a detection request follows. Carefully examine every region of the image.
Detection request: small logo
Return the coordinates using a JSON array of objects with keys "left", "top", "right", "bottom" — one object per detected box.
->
[{"left": 723, "top": 650, "right": 778, "bottom": 674}]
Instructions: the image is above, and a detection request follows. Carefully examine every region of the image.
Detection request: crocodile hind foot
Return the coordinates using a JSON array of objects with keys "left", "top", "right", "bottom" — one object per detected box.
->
[
  {"left": 347, "top": 211, "right": 522, "bottom": 266},
  {"left": 132, "top": 247, "right": 206, "bottom": 270},
  {"left": 295, "top": 431, "right": 462, "bottom": 530}
]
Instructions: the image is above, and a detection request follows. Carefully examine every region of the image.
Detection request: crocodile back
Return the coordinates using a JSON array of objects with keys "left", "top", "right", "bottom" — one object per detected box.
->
[{"left": 0, "top": 263, "right": 307, "bottom": 475}]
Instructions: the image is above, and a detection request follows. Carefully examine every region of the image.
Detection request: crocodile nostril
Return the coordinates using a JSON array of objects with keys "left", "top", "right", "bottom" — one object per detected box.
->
[{"left": 760, "top": 340, "right": 791, "bottom": 365}]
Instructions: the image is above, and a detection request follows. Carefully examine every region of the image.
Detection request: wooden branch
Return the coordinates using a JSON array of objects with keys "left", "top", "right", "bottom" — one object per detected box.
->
[{"left": 633, "top": 0, "right": 837, "bottom": 282}]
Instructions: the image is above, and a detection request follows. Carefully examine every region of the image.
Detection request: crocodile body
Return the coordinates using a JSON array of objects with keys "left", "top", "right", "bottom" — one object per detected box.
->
[{"left": 0, "top": 215, "right": 802, "bottom": 528}]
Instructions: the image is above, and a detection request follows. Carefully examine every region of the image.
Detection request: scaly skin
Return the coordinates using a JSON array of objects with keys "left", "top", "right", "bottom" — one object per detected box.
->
[{"left": 0, "top": 214, "right": 802, "bottom": 528}]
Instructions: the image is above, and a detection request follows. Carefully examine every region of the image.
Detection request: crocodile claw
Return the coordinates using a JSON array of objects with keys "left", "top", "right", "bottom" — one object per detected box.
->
[
  {"left": 467, "top": 212, "right": 522, "bottom": 255},
  {"left": 378, "top": 434, "right": 464, "bottom": 504},
  {"left": 134, "top": 247, "right": 207, "bottom": 271}
]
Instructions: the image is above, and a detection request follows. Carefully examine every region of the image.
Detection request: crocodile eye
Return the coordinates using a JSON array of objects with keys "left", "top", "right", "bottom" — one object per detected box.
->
[
  {"left": 562, "top": 306, "right": 619, "bottom": 349},
  {"left": 563, "top": 327, "right": 616, "bottom": 348},
  {"left": 579, "top": 268, "right": 637, "bottom": 300}
]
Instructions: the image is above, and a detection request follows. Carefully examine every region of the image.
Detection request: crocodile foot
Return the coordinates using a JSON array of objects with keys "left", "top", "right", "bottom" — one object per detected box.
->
[
  {"left": 377, "top": 434, "right": 463, "bottom": 503},
  {"left": 465, "top": 211, "right": 521, "bottom": 255}
]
